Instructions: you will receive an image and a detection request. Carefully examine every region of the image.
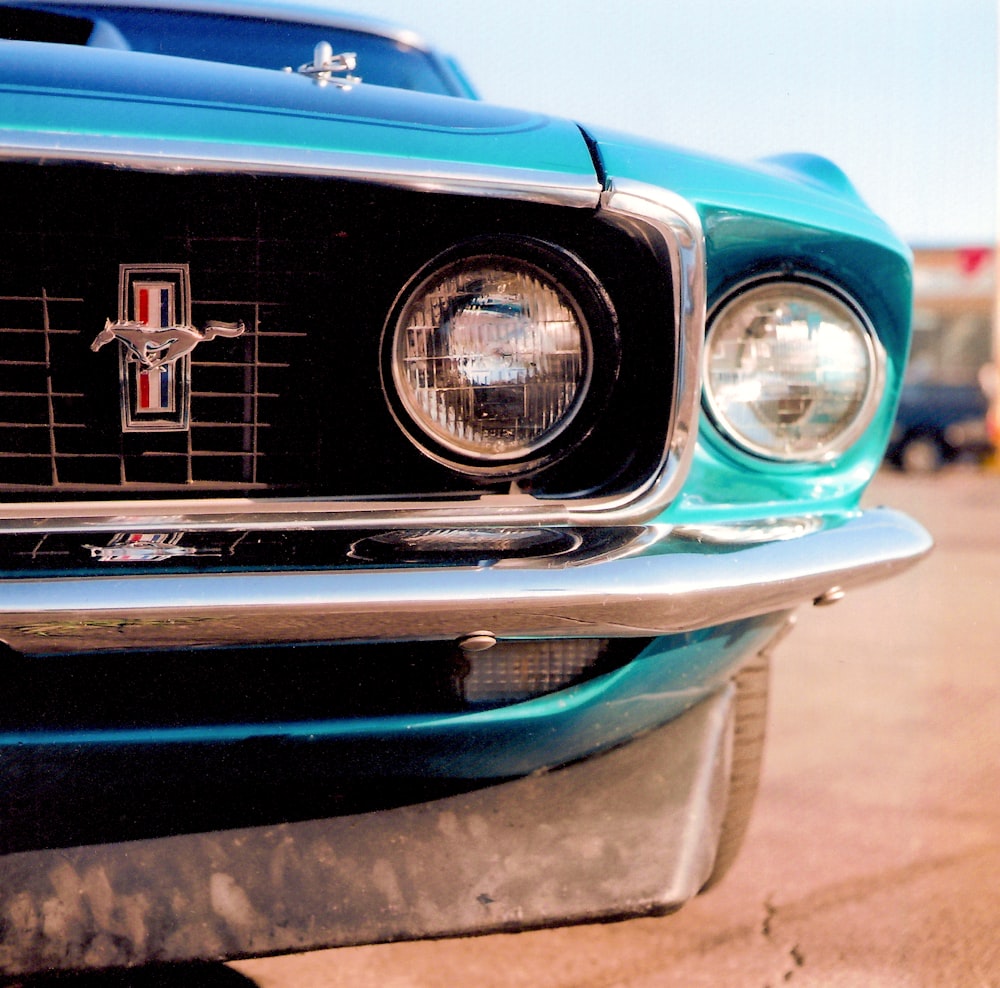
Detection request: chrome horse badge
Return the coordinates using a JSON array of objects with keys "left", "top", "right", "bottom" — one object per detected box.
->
[
  {"left": 91, "top": 319, "right": 245, "bottom": 371},
  {"left": 91, "top": 264, "right": 244, "bottom": 432}
]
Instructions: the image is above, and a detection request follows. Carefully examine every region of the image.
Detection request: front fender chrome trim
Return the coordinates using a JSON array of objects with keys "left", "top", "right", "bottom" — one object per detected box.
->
[
  {"left": 0, "top": 508, "right": 931, "bottom": 656},
  {"left": 581, "top": 178, "right": 706, "bottom": 518}
]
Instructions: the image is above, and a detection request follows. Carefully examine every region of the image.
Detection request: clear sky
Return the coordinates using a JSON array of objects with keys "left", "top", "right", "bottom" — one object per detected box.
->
[{"left": 354, "top": 0, "right": 996, "bottom": 248}]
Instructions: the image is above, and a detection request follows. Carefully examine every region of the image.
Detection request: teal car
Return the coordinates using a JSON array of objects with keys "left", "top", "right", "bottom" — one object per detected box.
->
[{"left": 0, "top": 1, "right": 930, "bottom": 977}]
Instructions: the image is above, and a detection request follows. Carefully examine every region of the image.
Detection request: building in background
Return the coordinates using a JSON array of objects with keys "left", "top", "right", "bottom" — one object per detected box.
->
[
  {"left": 886, "top": 247, "right": 996, "bottom": 471},
  {"left": 910, "top": 247, "right": 994, "bottom": 383}
]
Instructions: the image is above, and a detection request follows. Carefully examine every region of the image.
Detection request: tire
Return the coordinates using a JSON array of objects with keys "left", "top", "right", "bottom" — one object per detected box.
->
[
  {"left": 700, "top": 650, "right": 770, "bottom": 891},
  {"left": 900, "top": 434, "right": 944, "bottom": 473}
]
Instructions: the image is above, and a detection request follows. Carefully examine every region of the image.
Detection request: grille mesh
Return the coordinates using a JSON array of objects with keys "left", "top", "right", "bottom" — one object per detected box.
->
[{"left": 0, "top": 292, "right": 302, "bottom": 491}]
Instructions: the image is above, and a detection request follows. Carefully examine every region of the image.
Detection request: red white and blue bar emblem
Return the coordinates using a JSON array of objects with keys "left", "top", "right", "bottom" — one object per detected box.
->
[
  {"left": 136, "top": 282, "right": 173, "bottom": 330},
  {"left": 133, "top": 281, "right": 177, "bottom": 415},
  {"left": 137, "top": 363, "right": 173, "bottom": 413}
]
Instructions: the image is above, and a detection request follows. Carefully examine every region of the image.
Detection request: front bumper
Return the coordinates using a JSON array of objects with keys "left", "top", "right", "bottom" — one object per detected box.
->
[
  {"left": 0, "top": 508, "right": 929, "bottom": 974},
  {"left": 0, "top": 508, "right": 930, "bottom": 656}
]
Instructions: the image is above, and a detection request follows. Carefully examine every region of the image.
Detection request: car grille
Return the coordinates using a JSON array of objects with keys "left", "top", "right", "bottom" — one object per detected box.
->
[
  {"left": 0, "top": 161, "right": 674, "bottom": 505},
  {"left": 0, "top": 290, "right": 301, "bottom": 491}
]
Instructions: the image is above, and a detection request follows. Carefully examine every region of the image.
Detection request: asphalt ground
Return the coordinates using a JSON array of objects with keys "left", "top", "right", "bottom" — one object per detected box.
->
[{"left": 232, "top": 465, "right": 1000, "bottom": 988}]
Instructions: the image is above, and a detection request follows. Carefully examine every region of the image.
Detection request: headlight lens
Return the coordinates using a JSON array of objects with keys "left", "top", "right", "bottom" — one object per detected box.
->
[
  {"left": 389, "top": 253, "right": 593, "bottom": 464},
  {"left": 703, "top": 280, "right": 884, "bottom": 461}
]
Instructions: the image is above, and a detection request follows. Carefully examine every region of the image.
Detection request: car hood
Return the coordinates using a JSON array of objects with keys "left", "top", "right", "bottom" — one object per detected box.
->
[
  {"left": 0, "top": 40, "right": 599, "bottom": 190},
  {"left": 1, "top": 39, "right": 909, "bottom": 255}
]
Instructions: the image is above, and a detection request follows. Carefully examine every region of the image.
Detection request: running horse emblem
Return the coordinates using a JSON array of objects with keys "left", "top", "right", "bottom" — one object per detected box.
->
[{"left": 91, "top": 317, "right": 246, "bottom": 369}]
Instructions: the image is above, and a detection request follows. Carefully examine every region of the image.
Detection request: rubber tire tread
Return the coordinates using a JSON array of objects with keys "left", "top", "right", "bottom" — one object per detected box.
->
[{"left": 701, "top": 651, "right": 771, "bottom": 891}]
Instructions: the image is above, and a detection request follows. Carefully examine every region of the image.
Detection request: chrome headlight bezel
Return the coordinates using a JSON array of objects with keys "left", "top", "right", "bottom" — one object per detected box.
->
[
  {"left": 702, "top": 276, "right": 886, "bottom": 463},
  {"left": 381, "top": 238, "right": 620, "bottom": 478}
]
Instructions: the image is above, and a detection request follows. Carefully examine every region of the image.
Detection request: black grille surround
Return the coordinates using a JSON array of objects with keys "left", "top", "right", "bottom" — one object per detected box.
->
[{"left": 0, "top": 162, "right": 676, "bottom": 504}]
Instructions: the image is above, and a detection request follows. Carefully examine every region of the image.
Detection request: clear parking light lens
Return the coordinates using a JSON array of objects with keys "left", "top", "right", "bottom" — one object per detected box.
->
[
  {"left": 459, "top": 639, "right": 609, "bottom": 705},
  {"left": 703, "top": 280, "right": 884, "bottom": 461},
  {"left": 390, "top": 256, "right": 592, "bottom": 462}
]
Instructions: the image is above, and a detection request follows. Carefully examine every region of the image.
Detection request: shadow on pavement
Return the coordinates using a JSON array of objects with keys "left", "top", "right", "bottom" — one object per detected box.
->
[{"left": 1, "top": 963, "right": 259, "bottom": 988}]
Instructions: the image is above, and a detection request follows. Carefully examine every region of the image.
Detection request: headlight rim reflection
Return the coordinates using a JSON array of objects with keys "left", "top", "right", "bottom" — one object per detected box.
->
[{"left": 702, "top": 275, "right": 886, "bottom": 463}]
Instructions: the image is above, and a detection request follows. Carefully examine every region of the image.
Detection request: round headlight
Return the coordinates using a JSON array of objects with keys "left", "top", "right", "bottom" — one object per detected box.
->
[
  {"left": 703, "top": 279, "right": 884, "bottom": 461},
  {"left": 387, "top": 245, "right": 605, "bottom": 469}
]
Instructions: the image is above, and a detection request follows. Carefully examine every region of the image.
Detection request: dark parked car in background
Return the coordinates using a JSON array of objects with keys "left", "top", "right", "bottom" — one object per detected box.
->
[
  {"left": 0, "top": 0, "right": 931, "bottom": 977},
  {"left": 887, "top": 379, "right": 993, "bottom": 472}
]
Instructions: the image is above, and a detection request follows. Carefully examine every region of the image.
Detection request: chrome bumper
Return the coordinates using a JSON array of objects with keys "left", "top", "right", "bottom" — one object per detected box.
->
[
  {"left": 0, "top": 684, "right": 732, "bottom": 975},
  {"left": 0, "top": 508, "right": 930, "bottom": 655}
]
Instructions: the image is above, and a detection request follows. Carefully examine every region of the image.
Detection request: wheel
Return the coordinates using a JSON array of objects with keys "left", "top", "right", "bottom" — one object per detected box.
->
[
  {"left": 700, "top": 651, "right": 770, "bottom": 891},
  {"left": 899, "top": 434, "right": 944, "bottom": 473}
]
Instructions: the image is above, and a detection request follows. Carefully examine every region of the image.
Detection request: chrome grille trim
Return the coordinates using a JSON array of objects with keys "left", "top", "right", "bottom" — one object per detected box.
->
[
  {"left": 0, "top": 155, "right": 704, "bottom": 530},
  {"left": 0, "top": 132, "right": 603, "bottom": 209}
]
